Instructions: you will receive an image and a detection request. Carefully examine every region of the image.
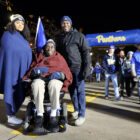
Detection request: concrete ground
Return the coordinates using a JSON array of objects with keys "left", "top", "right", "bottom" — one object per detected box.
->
[{"left": 0, "top": 81, "right": 140, "bottom": 140}]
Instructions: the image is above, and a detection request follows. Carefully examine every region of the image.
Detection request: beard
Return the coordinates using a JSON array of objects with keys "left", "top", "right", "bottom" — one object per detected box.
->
[{"left": 46, "top": 50, "right": 54, "bottom": 56}]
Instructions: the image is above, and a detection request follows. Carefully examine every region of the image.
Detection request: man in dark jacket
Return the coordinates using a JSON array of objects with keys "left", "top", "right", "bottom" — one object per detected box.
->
[
  {"left": 57, "top": 16, "right": 91, "bottom": 126},
  {"left": 102, "top": 45, "right": 120, "bottom": 100},
  {"left": 118, "top": 50, "right": 126, "bottom": 98}
]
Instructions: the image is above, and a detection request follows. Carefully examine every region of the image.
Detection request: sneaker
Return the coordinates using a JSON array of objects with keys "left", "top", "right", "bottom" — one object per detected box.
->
[
  {"left": 71, "top": 111, "right": 79, "bottom": 120},
  {"left": 115, "top": 97, "right": 121, "bottom": 101},
  {"left": 7, "top": 116, "right": 23, "bottom": 125},
  {"left": 105, "top": 96, "right": 109, "bottom": 100},
  {"left": 48, "top": 117, "right": 59, "bottom": 133},
  {"left": 33, "top": 116, "right": 48, "bottom": 135},
  {"left": 75, "top": 117, "right": 85, "bottom": 126},
  {"left": 120, "top": 96, "right": 124, "bottom": 100}
]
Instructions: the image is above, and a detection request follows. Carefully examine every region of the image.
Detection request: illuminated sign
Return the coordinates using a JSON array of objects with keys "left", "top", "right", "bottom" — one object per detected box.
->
[
  {"left": 96, "top": 35, "right": 126, "bottom": 43},
  {"left": 86, "top": 29, "right": 140, "bottom": 47}
]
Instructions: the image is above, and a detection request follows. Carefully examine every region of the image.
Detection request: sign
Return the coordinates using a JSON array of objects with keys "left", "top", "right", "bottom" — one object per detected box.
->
[{"left": 86, "top": 29, "right": 140, "bottom": 47}]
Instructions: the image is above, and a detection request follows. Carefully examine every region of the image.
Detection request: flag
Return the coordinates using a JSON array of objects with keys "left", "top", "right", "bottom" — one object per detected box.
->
[{"left": 35, "top": 17, "right": 47, "bottom": 52}]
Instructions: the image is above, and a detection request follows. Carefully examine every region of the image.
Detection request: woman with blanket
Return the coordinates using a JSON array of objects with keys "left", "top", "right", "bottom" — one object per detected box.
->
[{"left": 0, "top": 14, "right": 32, "bottom": 125}]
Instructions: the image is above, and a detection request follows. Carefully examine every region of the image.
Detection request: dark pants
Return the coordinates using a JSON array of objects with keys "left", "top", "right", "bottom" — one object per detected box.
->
[
  {"left": 88, "top": 74, "right": 93, "bottom": 82},
  {"left": 125, "top": 77, "right": 136, "bottom": 97},
  {"left": 69, "top": 72, "right": 86, "bottom": 117},
  {"left": 120, "top": 74, "right": 125, "bottom": 96},
  {"left": 6, "top": 103, "right": 15, "bottom": 116}
]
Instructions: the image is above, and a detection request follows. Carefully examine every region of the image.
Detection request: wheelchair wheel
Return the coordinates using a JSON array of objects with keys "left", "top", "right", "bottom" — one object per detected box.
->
[{"left": 24, "top": 102, "right": 35, "bottom": 133}]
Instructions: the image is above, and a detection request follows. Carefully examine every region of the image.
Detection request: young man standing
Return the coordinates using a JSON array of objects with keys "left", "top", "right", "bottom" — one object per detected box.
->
[{"left": 102, "top": 45, "right": 120, "bottom": 100}]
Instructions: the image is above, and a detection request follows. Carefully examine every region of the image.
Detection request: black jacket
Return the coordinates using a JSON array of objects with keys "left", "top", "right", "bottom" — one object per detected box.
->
[{"left": 57, "top": 28, "right": 91, "bottom": 78}]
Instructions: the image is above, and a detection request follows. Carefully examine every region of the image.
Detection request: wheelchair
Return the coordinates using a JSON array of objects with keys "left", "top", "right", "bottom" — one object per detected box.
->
[{"left": 23, "top": 79, "right": 68, "bottom": 134}]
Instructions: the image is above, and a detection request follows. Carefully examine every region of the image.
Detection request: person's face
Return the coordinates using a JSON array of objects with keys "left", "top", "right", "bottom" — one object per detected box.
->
[
  {"left": 61, "top": 21, "right": 71, "bottom": 32},
  {"left": 128, "top": 54, "right": 133, "bottom": 60},
  {"left": 120, "top": 51, "right": 125, "bottom": 58},
  {"left": 137, "top": 45, "right": 140, "bottom": 50},
  {"left": 109, "top": 49, "right": 115, "bottom": 54},
  {"left": 45, "top": 43, "right": 55, "bottom": 56},
  {"left": 14, "top": 20, "right": 24, "bottom": 32}
]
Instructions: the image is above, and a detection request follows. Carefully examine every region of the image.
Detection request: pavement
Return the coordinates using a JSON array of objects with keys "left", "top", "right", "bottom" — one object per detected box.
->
[{"left": 0, "top": 81, "right": 140, "bottom": 140}]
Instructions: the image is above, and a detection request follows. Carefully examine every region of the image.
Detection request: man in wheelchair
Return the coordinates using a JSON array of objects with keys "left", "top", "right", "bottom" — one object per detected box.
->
[{"left": 23, "top": 39, "right": 72, "bottom": 135}]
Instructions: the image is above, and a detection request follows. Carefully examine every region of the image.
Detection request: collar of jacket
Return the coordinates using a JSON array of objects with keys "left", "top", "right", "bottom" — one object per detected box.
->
[
  {"left": 136, "top": 49, "right": 140, "bottom": 52},
  {"left": 61, "top": 27, "right": 77, "bottom": 35},
  {"left": 108, "top": 53, "right": 114, "bottom": 57}
]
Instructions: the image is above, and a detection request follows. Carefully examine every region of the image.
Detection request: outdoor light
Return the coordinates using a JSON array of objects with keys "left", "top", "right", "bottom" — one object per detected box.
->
[{"left": 90, "top": 52, "right": 93, "bottom": 56}]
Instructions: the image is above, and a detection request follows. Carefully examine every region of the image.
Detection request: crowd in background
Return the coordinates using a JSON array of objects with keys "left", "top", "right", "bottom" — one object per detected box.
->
[{"left": 87, "top": 45, "right": 140, "bottom": 102}]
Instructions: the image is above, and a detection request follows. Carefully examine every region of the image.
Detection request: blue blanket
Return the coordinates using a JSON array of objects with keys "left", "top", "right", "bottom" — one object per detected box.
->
[{"left": 0, "top": 31, "right": 32, "bottom": 113}]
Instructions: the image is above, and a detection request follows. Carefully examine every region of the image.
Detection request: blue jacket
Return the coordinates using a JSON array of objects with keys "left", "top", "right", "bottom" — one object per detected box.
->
[
  {"left": 94, "top": 65, "right": 102, "bottom": 73},
  {"left": 131, "top": 50, "right": 140, "bottom": 76},
  {"left": 102, "top": 54, "right": 119, "bottom": 74}
]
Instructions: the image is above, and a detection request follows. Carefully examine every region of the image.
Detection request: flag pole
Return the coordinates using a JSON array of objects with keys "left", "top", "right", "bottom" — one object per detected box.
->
[{"left": 35, "top": 16, "right": 41, "bottom": 47}]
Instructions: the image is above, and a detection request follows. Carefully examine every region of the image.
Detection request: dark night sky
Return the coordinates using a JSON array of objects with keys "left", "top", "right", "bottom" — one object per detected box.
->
[{"left": 1, "top": 1, "right": 140, "bottom": 35}]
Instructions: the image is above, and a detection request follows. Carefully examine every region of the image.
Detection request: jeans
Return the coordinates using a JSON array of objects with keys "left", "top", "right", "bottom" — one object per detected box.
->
[
  {"left": 96, "top": 73, "right": 101, "bottom": 82},
  {"left": 69, "top": 72, "right": 86, "bottom": 117},
  {"left": 6, "top": 103, "right": 15, "bottom": 116},
  {"left": 138, "top": 80, "right": 140, "bottom": 99},
  {"left": 105, "top": 72, "right": 120, "bottom": 99}
]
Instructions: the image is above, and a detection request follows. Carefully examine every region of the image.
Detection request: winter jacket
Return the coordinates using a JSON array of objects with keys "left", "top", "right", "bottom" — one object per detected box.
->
[
  {"left": 124, "top": 59, "right": 132, "bottom": 78},
  {"left": 94, "top": 65, "right": 102, "bottom": 73},
  {"left": 23, "top": 51, "right": 73, "bottom": 92},
  {"left": 118, "top": 57, "right": 126, "bottom": 76},
  {"left": 57, "top": 28, "right": 91, "bottom": 79},
  {"left": 102, "top": 54, "right": 119, "bottom": 74},
  {"left": 131, "top": 50, "right": 140, "bottom": 76}
]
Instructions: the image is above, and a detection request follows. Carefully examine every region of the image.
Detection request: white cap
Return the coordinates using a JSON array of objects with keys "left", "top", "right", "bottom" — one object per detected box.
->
[{"left": 10, "top": 14, "right": 25, "bottom": 23}]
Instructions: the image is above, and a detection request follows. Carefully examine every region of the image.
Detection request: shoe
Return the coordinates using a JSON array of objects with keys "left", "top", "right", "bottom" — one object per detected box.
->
[
  {"left": 115, "top": 97, "right": 121, "bottom": 101},
  {"left": 33, "top": 116, "right": 48, "bottom": 135},
  {"left": 120, "top": 90, "right": 124, "bottom": 97},
  {"left": 75, "top": 117, "right": 85, "bottom": 126},
  {"left": 7, "top": 116, "right": 23, "bottom": 125},
  {"left": 120, "top": 96, "right": 124, "bottom": 100},
  {"left": 105, "top": 96, "right": 109, "bottom": 100},
  {"left": 48, "top": 117, "right": 59, "bottom": 133},
  {"left": 71, "top": 111, "right": 79, "bottom": 120}
]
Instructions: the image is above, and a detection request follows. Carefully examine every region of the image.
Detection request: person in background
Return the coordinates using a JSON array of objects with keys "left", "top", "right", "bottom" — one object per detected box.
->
[
  {"left": 88, "top": 64, "right": 94, "bottom": 82},
  {"left": 118, "top": 50, "right": 126, "bottom": 98},
  {"left": 0, "top": 14, "right": 32, "bottom": 125},
  {"left": 124, "top": 51, "right": 135, "bottom": 97},
  {"left": 102, "top": 45, "right": 120, "bottom": 100},
  {"left": 57, "top": 16, "right": 91, "bottom": 126},
  {"left": 94, "top": 62, "right": 102, "bottom": 83},
  {"left": 131, "top": 43, "right": 140, "bottom": 103}
]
